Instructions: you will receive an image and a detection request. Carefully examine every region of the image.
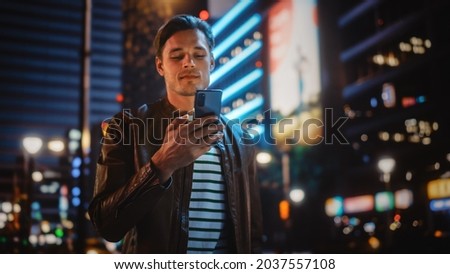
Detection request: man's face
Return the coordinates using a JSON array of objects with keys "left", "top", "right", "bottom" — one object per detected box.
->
[{"left": 156, "top": 29, "right": 214, "bottom": 97}]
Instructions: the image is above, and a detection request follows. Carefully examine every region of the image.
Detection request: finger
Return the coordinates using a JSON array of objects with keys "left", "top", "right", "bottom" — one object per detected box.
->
[
  {"left": 203, "top": 132, "right": 224, "bottom": 145},
  {"left": 190, "top": 115, "right": 220, "bottom": 129},
  {"left": 187, "top": 134, "right": 204, "bottom": 146},
  {"left": 197, "top": 115, "right": 220, "bottom": 126},
  {"left": 168, "top": 114, "right": 190, "bottom": 131},
  {"left": 192, "top": 122, "right": 224, "bottom": 140},
  {"left": 187, "top": 118, "right": 221, "bottom": 139}
]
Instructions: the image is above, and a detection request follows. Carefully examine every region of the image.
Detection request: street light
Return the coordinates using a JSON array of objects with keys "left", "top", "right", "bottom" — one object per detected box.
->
[
  {"left": 22, "top": 136, "right": 43, "bottom": 155},
  {"left": 256, "top": 151, "right": 272, "bottom": 165},
  {"left": 377, "top": 157, "right": 396, "bottom": 183},
  {"left": 48, "top": 139, "right": 65, "bottom": 153},
  {"left": 289, "top": 188, "right": 305, "bottom": 204},
  {"left": 20, "top": 136, "right": 44, "bottom": 251},
  {"left": 376, "top": 156, "right": 396, "bottom": 249}
]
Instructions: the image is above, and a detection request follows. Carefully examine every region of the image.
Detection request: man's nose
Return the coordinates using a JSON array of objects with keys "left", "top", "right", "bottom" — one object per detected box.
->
[{"left": 183, "top": 55, "right": 195, "bottom": 68}]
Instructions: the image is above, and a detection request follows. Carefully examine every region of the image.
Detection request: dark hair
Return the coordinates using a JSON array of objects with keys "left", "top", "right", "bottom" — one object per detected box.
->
[{"left": 153, "top": 14, "right": 215, "bottom": 58}]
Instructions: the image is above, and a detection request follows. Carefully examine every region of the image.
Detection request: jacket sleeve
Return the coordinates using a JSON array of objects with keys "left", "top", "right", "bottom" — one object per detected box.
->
[
  {"left": 246, "top": 138, "right": 264, "bottom": 253},
  {"left": 88, "top": 113, "right": 171, "bottom": 242}
]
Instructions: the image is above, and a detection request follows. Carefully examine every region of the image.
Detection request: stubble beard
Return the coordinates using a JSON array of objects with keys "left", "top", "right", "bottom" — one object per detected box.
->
[
  {"left": 177, "top": 85, "right": 197, "bottom": 97},
  {"left": 178, "top": 80, "right": 207, "bottom": 96}
]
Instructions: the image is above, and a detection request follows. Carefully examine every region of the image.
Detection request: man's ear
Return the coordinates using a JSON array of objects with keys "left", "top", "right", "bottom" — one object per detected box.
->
[{"left": 156, "top": 56, "right": 164, "bottom": 76}]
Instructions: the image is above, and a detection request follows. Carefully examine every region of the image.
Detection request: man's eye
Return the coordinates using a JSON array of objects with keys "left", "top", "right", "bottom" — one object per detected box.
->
[
  {"left": 170, "top": 56, "right": 183, "bottom": 60},
  {"left": 195, "top": 55, "right": 206, "bottom": 59}
]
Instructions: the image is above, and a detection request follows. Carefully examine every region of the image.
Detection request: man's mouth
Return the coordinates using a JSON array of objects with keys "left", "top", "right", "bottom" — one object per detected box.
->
[
  {"left": 180, "top": 71, "right": 200, "bottom": 80},
  {"left": 180, "top": 75, "right": 200, "bottom": 80}
]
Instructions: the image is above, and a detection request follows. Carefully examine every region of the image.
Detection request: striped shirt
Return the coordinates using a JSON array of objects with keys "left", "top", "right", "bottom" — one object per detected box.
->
[{"left": 187, "top": 146, "right": 228, "bottom": 253}]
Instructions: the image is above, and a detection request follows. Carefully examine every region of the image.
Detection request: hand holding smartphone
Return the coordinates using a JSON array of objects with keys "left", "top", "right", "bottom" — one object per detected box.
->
[
  {"left": 194, "top": 89, "right": 222, "bottom": 119},
  {"left": 194, "top": 89, "right": 223, "bottom": 143}
]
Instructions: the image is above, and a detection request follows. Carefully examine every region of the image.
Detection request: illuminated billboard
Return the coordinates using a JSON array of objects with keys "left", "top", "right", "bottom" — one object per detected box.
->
[
  {"left": 343, "top": 195, "right": 374, "bottom": 214},
  {"left": 427, "top": 178, "right": 450, "bottom": 200},
  {"left": 268, "top": 0, "right": 322, "bottom": 147}
]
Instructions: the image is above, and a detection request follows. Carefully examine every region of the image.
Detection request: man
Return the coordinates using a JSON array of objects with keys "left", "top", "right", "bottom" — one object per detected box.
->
[{"left": 88, "top": 14, "right": 263, "bottom": 253}]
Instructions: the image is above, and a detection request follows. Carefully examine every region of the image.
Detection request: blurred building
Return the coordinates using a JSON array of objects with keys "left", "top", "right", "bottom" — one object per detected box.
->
[
  {"left": 318, "top": 0, "right": 450, "bottom": 253},
  {"left": 1, "top": 0, "right": 450, "bottom": 254},
  {"left": 0, "top": 0, "right": 123, "bottom": 253}
]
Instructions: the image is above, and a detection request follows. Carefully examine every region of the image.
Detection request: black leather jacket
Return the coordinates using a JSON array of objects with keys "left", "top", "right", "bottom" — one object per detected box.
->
[{"left": 88, "top": 97, "right": 263, "bottom": 253}]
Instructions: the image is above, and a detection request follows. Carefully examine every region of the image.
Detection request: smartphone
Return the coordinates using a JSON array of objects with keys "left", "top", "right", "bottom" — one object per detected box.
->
[{"left": 194, "top": 89, "right": 222, "bottom": 118}]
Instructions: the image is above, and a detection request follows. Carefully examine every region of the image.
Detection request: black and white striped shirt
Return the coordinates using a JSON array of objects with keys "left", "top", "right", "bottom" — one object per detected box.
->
[{"left": 187, "top": 146, "right": 228, "bottom": 253}]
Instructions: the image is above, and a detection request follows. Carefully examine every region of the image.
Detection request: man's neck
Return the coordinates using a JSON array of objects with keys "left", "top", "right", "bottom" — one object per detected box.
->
[{"left": 167, "top": 93, "right": 195, "bottom": 112}]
